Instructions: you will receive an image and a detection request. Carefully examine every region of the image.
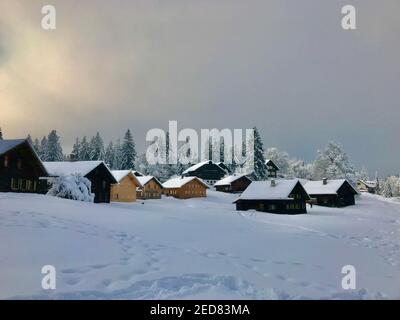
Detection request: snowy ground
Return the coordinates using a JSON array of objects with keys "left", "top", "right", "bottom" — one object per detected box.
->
[{"left": 1, "top": 191, "right": 400, "bottom": 299}]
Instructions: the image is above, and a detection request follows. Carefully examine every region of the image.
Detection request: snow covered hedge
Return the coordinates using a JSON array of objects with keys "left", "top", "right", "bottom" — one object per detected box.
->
[{"left": 47, "top": 174, "right": 94, "bottom": 202}]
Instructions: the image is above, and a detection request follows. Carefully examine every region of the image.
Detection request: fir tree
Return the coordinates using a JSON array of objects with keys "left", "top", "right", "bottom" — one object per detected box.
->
[
  {"left": 105, "top": 141, "right": 115, "bottom": 169},
  {"left": 27, "top": 134, "right": 33, "bottom": 145},
  {"left": 0, "top": 127, "right": 3, "bottom": 140},
  {"left": 71, "top": 138, "right": 81, "bottom": 161},
  {"left": 120, "top": 129, "right": 136, "bottom": 170},
  {"left": 79, "top": 136, "right": 90, "bottom": 161},
  {"left": 89, "top": 132, "right": 105, "bottom": 161},
  {"left": 39, "top": 136, "right": 48, "bottom": 160},
  {"left": 249, "top": 127, "right": 268, "bottom": 180},
  {"left": 33, "top": 138, "right": 41, "bottom": 155},
  {"left": 113, "top": 139, "right": 123, "bottom": 170},
  {"left": 45, "top": 130, "right": 64, "bottom": 161}
]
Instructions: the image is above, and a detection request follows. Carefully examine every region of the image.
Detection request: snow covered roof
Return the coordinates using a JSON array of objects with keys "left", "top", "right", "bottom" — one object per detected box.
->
[
  {"left": 236, "top": 179, "right": 304, "bottom": 201},
  {"left": 111, "top": 170, "right": 142, "bottom": 186},
  {"left": 304, "top": 179, "right": 357, "bottom": 195},
  {"left": 182, "top": 160, "right": 225, "bottom": 175},
  {"left": 0, "top": 139, "right": 26, "bottom": 155},
  {"left": 358, "top": 179, "right": 377, "bottom": 188},
  {"left": 132, "top": 170, "right": 144, "bottom": 177},
  {"left": 163, "top": 176, "right": 209, "bottom": 189},
  {"left": 112, "top": 170, "right": 131, "bottom": 182},
  {"left": 136, "top": 175, "right": 163, "bottom": 188},
  {"left": 44, "top": 161, "right": 113, "bottom": 179},
  {"left": 214, "top": 174, "right": 250, "bottom": 186}
]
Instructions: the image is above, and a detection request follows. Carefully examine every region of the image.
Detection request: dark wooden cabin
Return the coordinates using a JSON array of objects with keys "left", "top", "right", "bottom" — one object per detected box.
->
[
  {"left": 0, "top": 139, "right": 48, "bottom": 193},
  {"left": 43, "top": 161, "right": 117, "bottom": 203},
  {"left": 214, "top": 174, "right": 252, "bottom": 193},
  {"left": 234, "top": 179, "right": 310, "bottom": 214},
  {"left": 265, "top": 159, "right": 279, "bottom": 178},
  {"left": 217, "top": 162, "right": 232, "bottom": 174},
  {"left": 182, "top": 160, "right": 227, "bottom": 185},
  {"left": 304, "top": 178, "right": 358, "bottom": 207}
]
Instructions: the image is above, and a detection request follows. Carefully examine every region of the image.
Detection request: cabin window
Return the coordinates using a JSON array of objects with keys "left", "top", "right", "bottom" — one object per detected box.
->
[
  {"left": 26, "top": 180, "right": 32, "bottom": 191},
  {"left": 102, "top": 180, "right": 106, "bottom": 189},
  {"left": 11, "top": 178, "right": 18, "bottom": 190},
  {"left": 4, "top": 155, "right": 10, "bottom": 168},
  {"left": 269, "top": 204, "right": 276, "bottom": 211},
  {"left": 17, "top": 159, "right": 22, "bottom": 170}
]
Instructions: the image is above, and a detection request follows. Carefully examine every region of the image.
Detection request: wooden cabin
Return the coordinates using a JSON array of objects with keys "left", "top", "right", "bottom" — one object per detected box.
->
[
  {"left": 214, "top": 174, "right": 252, "bottom": 193},
  {"left": 163, "top": 176, "right": 209, "bottom": 199},
  {"left": 265, "top": 159, "right": 279, "bottom": 178},
  {"left": 182, "top": 160, "right": 226, "bottom": 185},
  {"left": 217, "top": 162, "right": 232, "bottom": 174},
  {"left": 304, "top": 178, "right": 358, "bottom": 207},
  {"left": 0, "top": 139, "right": 48, "bottom": 193},
  {"left": 111, "top": 170, "right": 142, "bottom": 202},
  {"left": 43, "top": 161, "right": 117, "bottom": 203},
  {"left": 234, "top": 179, "right": 310, "bottom": 214},
  {"left": 136, "top": 176, "right": 163, "bottom": 200},
  {"left": 357, "top": 179, "right": 377, "bottom": 194}
]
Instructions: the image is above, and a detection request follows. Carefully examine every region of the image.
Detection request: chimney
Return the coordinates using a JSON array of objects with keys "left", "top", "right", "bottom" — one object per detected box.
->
[
  {"left": 271, "top": 179, "right": 276, "bottom": 187},
  {"left": 323, "top": 178, "right": 327, "bottom": 185}
]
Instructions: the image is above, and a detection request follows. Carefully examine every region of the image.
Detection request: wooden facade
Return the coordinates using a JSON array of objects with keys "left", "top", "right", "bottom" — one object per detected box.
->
[
  {"left": 136, "top": 176, "right": 163, "bottom": 200},
  {"left": 265, "top": 159, "right": 279, "bottom": 178},
  {"left": 217, "top": 162, "right": 232, "bottom": 174},
  {"left": 0, "top": 139, "right": 48, "bottom": 194},
  {"left": 234, "top": 180, "right": 310, "bottom": 214},
  {"left": 357, "top": 179, "right": 377, "bottom": 194},
  {"left": 111, "top": 171, "right": 141, "bottom": 202},
  {"left": 304, "top": 179, "right": 358, "bottom": 207},
  {"left": 183, "top": 160, "right": 226, "bottom": 185},
  {"left": 214, "top": 175, "right": 252, "bottom": 193},
  {"left": 163, "top": 177, "right": 209, "bottom": 199}
]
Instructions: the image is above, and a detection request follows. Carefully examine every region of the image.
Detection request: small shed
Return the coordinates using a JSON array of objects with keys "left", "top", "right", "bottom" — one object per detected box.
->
[{"left": 214, "top": 174, "right": 252, "bottom": 193}]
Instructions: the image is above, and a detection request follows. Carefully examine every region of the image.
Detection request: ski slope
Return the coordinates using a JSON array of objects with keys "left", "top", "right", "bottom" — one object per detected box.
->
[{"left": 1, "top": 191, "right": 399, "bottom": 299}]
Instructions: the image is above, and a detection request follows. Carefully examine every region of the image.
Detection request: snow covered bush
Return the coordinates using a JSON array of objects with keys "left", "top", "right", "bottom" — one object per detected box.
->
[{"left": 47, "top": 174, "right": 94, "bottom": 202}]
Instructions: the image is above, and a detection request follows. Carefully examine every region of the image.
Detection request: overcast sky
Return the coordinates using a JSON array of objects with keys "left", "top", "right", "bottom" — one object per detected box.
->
[{"left": 0, "top": 0, "right": 399, "bottom": 176}]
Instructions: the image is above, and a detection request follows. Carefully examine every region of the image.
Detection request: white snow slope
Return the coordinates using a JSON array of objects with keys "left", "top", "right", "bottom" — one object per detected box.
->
[{"left": 1, "top": 191, "right": 399, "bottom": 300}]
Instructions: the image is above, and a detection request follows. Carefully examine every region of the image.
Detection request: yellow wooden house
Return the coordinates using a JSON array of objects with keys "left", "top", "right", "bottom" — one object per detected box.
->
[
  {"left": 111, "top": 170, "right": 142, "bottom": 202},
  {"left": 162, "top": 176, "right": 209, "bottom": 199},
  {"left": 136, "top": 176, "right": 164, "bottom": 199}
]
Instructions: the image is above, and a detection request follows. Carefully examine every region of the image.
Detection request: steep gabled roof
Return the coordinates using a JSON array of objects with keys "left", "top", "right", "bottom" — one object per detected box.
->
[
  {"left": 111, "top": 170, "right": 142, "bottom": 187},
  {"left": 44, "top": 161, "right": 116, "bottom": 183},
  {"left": 0, "top": 139, "right": 48, "bottom": 176},
  {"left": 265, "top": 159, "right": 280, "bottom": 170},
  {"left": 304, "top": 179, "right": 358, "bottom": 195},
  {"left": 0, "top": 139, "right": 26, "bottom": 155},
  {"left": 136, "top": 175, "right": 163, "bottom": 188},
  {"left": 214, "top": 174, "right": 251, "bottom": 186},
  {"left": 163, "top": 176, "right": 209, "bottom": 189},
  {"left": 182, "top": 160, "right": 226, "bottom": 175},
  {"left": 236, "top": 179, "right": 308, "bottom": 201}
]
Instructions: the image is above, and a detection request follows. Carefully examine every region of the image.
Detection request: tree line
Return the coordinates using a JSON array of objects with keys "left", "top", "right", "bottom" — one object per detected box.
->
[{"left": 1, "top": 125, "right": 399, "bottom": 197}]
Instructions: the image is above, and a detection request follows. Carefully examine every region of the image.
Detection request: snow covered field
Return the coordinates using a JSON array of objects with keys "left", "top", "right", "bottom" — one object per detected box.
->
[{"left": 1, "top": 191, "right": 400, "bottom": 299}]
